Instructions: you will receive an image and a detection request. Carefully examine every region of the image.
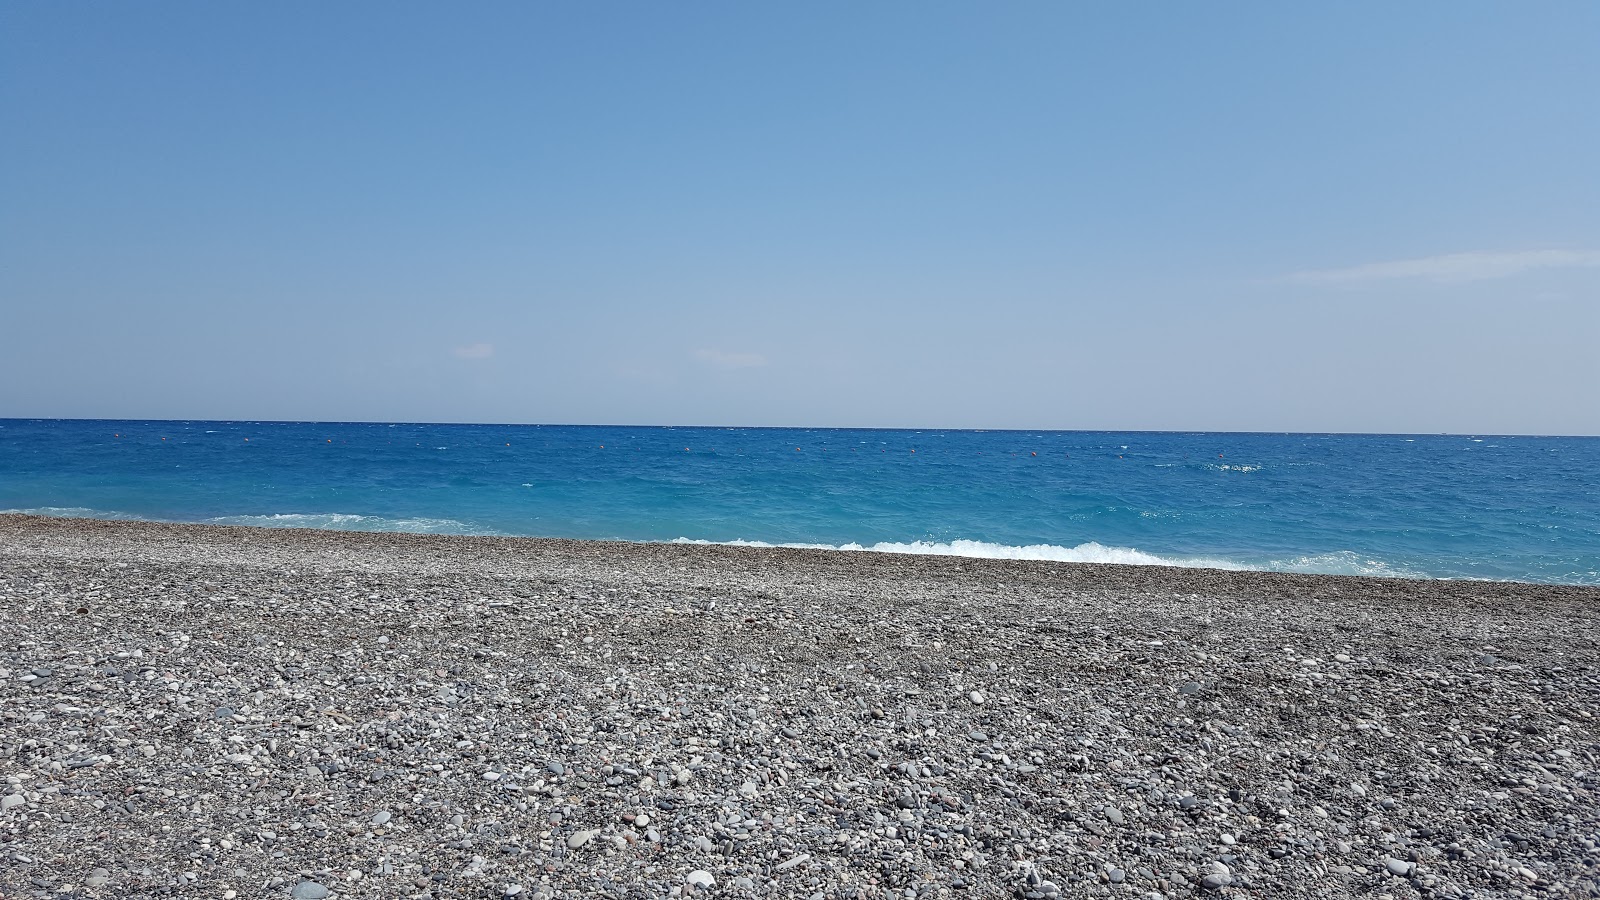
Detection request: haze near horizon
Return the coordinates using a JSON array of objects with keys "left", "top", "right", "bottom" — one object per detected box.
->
[{"left": 2, "top": 3, "right": 1597, "bottom": 434}]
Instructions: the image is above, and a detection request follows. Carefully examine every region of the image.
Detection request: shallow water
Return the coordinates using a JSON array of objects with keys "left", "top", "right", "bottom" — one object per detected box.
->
[{"left": 2, "top": 419, "right": 1597, "bottom": 584}]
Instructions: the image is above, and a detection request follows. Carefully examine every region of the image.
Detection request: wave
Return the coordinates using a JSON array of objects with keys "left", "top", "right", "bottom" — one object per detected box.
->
[
  {"left": 2, "top": 507, "right": 484, "bottom": 536},
  {"left": 1, "top": 506, "right": 151, "bottom": 521},
  {"left": 206, "top": 513, "right": 482, "bottom": 534},
  {"left": 667, "top": 537, "right": 1437, "bottom": 579},
  {"left": 1267, "top": 551, "right": 1426, "bottom": 579},
  {"left": 669, "top": 537, "right": 1252, "bottom": 570}
]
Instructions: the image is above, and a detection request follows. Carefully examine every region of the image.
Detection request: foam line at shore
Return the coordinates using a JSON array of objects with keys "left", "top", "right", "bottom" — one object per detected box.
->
[
  {"left": 1, "top": 507, "right": 482, "bottom": 535},
  {"left": 0, "top": 507, "right": 1433, "bottom": 579},
  {"left": 668, "top": 537, "right": 1425, "bottom": 578}
]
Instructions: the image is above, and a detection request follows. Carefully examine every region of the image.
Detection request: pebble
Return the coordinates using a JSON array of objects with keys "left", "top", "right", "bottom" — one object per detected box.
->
[
  {"left": 1384, "top": 858, "right": 1414, "bottom": 877},
  {"left": 289, "top": 882, "right": 331, "bottom": 899},
  {"left": 0, "top": 519, "right": 1591, "bottom": 900},
  {"left": 969, "top": 690, "right": 985, "bottom": 705}
]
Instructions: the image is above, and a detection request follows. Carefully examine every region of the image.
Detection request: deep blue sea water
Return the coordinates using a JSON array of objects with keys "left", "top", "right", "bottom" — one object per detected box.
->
[{"left": 2, "top": 419, "right": 1597, "bottom": 585}]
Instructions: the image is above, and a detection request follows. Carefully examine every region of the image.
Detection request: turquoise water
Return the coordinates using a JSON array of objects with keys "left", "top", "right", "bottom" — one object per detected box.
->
[{"left": 2, "top": 419, "right": 1597, "bottom": 584}]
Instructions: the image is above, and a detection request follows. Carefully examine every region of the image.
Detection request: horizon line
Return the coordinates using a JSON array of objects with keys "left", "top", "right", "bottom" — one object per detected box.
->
[{"left": 0, "top": 416, "right": 1595, "bottom": 440}]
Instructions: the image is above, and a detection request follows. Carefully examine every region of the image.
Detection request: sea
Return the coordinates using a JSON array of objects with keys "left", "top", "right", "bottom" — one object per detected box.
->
[{"left": 1, "top": 419, "right": 1597, "bottom": 586}]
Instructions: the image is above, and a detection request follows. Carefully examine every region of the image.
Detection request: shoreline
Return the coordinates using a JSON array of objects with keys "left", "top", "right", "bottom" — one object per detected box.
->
[
  {"left": 3, "top": 513, "right": 1594, "bottom": 596},
  {"left": 1, "top": 514, "right": 1596, "bottom": 899}
]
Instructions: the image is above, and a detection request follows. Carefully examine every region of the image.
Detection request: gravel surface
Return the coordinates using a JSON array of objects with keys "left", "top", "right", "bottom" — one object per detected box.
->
[{"left": 1, "top": 514, "right": 1597, "bottom": 899}]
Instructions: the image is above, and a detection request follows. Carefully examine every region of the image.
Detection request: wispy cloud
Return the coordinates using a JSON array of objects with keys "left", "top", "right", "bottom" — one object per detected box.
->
[
  {"left": 694, "top": 349, "right": 767, "bottom": 369},
  {"left": 1289, "top": 249, "right": 1600, "bottom": 285},
  {"left": 452, "top": 342, "right": 494, "bottom": 360}
]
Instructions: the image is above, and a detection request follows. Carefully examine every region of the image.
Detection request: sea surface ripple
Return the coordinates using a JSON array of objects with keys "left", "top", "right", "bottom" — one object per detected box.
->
[{"left": 2, "top": 420, "right": 1596, "bottom": 584}]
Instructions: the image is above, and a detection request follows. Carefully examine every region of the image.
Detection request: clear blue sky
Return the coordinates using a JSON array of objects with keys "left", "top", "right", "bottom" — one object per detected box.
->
[{"left": 3, "top": 2, "right": 1597, "bottom": 433}]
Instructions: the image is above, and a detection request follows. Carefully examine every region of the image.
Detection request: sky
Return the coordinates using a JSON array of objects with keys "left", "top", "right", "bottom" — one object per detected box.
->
[{"left": 3, "top": 3, "right": 1597, "bottom": 434}]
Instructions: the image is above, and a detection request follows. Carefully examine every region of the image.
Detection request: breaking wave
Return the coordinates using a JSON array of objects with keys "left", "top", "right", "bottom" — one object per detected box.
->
[
  {"left": 670, "top": 537, "right": 1251, "bottom": 569},
  {"left": 1, "top": 506, "right": 150, "bottom": 521},
  {"left": 206, "top": 513, "right": 482, "bottom": 534},
  {"left": 668, "top": 537, "right": 1429, "bottom": 578}
]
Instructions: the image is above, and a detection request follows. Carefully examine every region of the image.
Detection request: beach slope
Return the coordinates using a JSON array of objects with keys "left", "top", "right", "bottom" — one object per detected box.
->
[{"left": 0, "top": 515, "right": 1596, "bottom": 899}]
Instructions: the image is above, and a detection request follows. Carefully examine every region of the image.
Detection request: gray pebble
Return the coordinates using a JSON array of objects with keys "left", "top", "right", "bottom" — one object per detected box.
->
[{"left": 1384, "top": 858, "right": 1415, "bottom": 877}]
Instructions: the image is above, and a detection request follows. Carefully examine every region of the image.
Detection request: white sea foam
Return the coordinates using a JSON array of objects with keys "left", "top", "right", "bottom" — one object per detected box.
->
[
  {"left": 1, "top": 506, "right": 149, "bottom": 521},
  {"left": 206, "top": 513, "right": 480, "bottom": 534},
  {"left": 1267, "top": 551, "right": 1426, "bottom": 579},
  {"left": 668, "top": 537, "right": 1251, "bottom": 570},
  {"left": 667, "top": 537, "right": 1443, "bottom": 579}
]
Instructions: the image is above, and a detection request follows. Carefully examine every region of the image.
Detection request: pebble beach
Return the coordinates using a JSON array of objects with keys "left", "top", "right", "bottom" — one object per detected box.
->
[{"left": 1, "top": 514, "right": 1596, "bottom": 899}]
